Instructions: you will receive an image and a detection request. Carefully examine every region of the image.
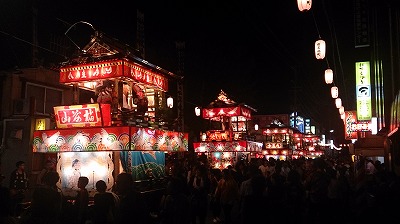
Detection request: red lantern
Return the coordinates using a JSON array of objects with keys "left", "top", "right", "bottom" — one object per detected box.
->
[{"left": 297, "top": 0, "right": 312, "bottom": 11}]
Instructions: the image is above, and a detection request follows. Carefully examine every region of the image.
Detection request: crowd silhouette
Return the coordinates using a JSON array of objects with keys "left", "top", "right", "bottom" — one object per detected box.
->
[{"left": 1, "top": 156, "right": 400, "bottom": 224}]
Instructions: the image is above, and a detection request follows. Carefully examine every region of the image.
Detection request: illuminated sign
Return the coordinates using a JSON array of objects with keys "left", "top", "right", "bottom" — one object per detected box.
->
[
  {"left": 54, "top": 104, "right": 111, "bottom": 128},
  {"left": 351, "top": 122, "right": 372, "bottom": 132},
  {"left": 202, "top": 106, "right": 252, "bottom": 120},
  {"left": 206, "top": 130, "right": 231, "bottom": 141},
  {"left": 344, "top": 111, "right": 358, "bottom": 140},
  {"left": 355, "top": 61, "right": 372, "bottom": 121},
  {"left": 35, "top": 118, "right": 50, "bottom": 130},
  {"left": 305, "top": 118, "right": 311, "bottom": 133},
  {"left": 265, "top": 142, "right": 283, "bottom": 149},
  {"left": 59, "top": 60, "right": 168, "bottom": 91}
]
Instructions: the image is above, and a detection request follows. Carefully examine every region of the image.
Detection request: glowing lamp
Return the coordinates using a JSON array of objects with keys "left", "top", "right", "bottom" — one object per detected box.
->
[
  {"left": 325, "top": 69, "right": 333, "bottom": 84},
  {"left": 254, "top": 124, "right": 259, "bottom": 131},
  {"left": 341, "top": 113, "right": 345, "bottom": 120},
  {"left": 335, "top": 98, "right": 342, "bottom": 108},
  {"left": 167, "top": 96, "right": 173, "bottom": 108},
  {"left": 315, "top": 39, "right": 326, "bottom": 59},
  {"left": 339, "top": 106, "right": 344, "bottom": 115},
  {"left": 331, "top": 86, "right": 338, "bottom": 99},
  {"left": 195, "top": 107, "right": 201, "bottom": 116},
  {"left": 297, "top": 0, "right": 312, "bottom": 11}
]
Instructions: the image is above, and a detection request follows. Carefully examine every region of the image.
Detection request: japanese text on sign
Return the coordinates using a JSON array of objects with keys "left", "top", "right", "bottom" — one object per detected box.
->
[{"left": 58, "top": 108, "right": 98, "bottom": 124}]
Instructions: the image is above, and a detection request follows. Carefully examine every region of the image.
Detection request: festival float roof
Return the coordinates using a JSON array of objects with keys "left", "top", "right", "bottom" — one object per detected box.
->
[
  {"left": 201, "top": 90, "right": 257, "bottom": 121},
  {"left": 58, "top": 30, "right": 182, "bottom": 92}
]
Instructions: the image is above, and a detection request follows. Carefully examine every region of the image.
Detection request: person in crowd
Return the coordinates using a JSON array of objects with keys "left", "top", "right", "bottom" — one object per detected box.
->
[
  {"left": 239, "top": 165, "right": 267, "bottom": 224},
  {"left": 92, "top": 180, "right": 117, "bottom": 224},
  {"left": 74, "top": 176, "right": 89, "bottom": 224},
  {"left": 215, "top": 169, "right": 239, "bottom": 224},
  {"left": 304, "top": 158, "right": 330, "bottom": 223},
  {"left": 209, "top": 169, "right": 222, "bottom": 223},
  {"left": 266, "top": 158, "right": 276, "bottom": 179},
  {"left": 266, "top": 162, "right": 287, "bottom": 224},
  {"left": 188, "top": 165, "right": 210, "bottom": 224},
  {"left": 258, "top": 159, "right": 269, "bottom": 178},
  {"left": 365, "top": 158, "right": 377, "bottom": 182},
  {"left": 284, "top": 169, "right": 307, "bottom": 224},
  {"left": 9, "top": 160, "right": 29, "bottom": 217},
  {"left": 36, "top": 159, "right": 55, "bottom": 186},
  {"left": 19, "top": 171, "right": 62, "bottom": 224},
  {"left": 280, "top": 160, "right": 291, "bottom": 179},
  {"left": 113, "top": 172, "right": 149, "bottom": 224},
  {"left": 158, "top": 176, "right": 190, "bottom": 224},
  {"left": 0, "top": 185, "right": 18, "bottom": 224}
]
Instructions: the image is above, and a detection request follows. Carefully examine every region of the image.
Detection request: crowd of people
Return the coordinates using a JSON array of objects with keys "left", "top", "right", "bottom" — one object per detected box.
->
[
  {"left": 1, "top": 155, "right": 400, "bottom": 224},
  {"left": 158, "top": 155, "right": 400, "bottom": 224}
]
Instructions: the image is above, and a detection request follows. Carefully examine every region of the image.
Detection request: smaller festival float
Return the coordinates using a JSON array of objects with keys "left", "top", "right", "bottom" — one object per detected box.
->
[{"left": 193, "top": 90, "right": 263, "bottom": 169}]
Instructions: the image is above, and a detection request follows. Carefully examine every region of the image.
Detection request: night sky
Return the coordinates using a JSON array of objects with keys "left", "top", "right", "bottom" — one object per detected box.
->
[{"left": 0, "top": 0, "right": 356, "bottom": 141}]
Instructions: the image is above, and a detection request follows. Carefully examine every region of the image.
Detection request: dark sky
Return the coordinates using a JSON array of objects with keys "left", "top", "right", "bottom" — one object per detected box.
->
[{"left": 0, "top": 0, "right": 355, "bottom": 140}]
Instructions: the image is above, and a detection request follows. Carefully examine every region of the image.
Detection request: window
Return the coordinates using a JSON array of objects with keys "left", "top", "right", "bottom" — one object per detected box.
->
[{"left": 26, "top": 83, "right": 63, "bottom": 115}]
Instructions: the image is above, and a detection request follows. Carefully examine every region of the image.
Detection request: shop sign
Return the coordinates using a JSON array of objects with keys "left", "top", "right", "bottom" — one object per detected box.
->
[
  {"left": 355, "top": 61, "right": 372, "bottom": 121},
  {"left": 54, "top": 103, "right": 111, "bottom": 128}
]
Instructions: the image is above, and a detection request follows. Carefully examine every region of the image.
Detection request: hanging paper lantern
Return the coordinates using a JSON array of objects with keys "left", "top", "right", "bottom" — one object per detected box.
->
[
  {"left": 339, "top": 106, "right": 344, "bottom": 115},
  {"left": 331, "top": 86, "right": 338, "bottom": 99},
  {"left": 325, "top": 69, "right": 333, "bottom": 84},
  {"left": 297, "top": 0, "right": 312, "bottom": 11},
  {"left": 254, "top": 124, "right": 259, "bottom": 131},
  {"left": 315, "top": 39, "right": 326, "bottom": 59},
  {"left": 341, "top": 113, "right": 346, "bottom": 120},
  {"left": 195, "top": 107, "right": 201, "bottom": 116},
  {"left": 167, "top": 96, "right": 173, "bottom": 108},
  {"left": 335, "top": 98, "right": 342, "bottom": 109}
]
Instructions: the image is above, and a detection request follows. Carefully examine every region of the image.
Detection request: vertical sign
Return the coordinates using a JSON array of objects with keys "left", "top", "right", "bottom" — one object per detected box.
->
[
  {"left": 354, "top": 0, "right": 369, "bottom": 48},
  {"left": 305, "top": 118, "right": 311, "bottom": 134},
  {"left": 344, "top": 111, "right": 358, "bottom": 140},
  {"left": 355, "top": 61, "right": 372, "bottom": 121}
]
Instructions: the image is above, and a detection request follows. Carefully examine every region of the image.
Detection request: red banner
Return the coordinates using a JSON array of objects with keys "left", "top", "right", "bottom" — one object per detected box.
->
[
  {"left": 344, "top": 111, "right": 358, "bottom": 140},
  {"left": 202, "top": 106, "right": 251, "bottom": 120},
  {"left": 54, "top": 104, "right": 111, "bottom": 128},
  {"left": 59, "top": 59, "right": 168, "bottom": 91}
]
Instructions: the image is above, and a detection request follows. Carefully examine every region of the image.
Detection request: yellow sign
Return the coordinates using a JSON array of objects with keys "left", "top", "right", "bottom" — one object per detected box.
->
[{"left": 355, "top": 61, "right": 372, "bottom": 121}]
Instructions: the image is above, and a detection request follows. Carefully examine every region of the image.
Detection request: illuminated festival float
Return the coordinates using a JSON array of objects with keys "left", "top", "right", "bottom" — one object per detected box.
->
[
  {"left": 260, "top": 115, "right": 324, "bottom": 160},
  {"left": 32, "top": 31, "right": 188, "bottom": 196},
  {"left": 193, "top": 90, "right": 262, "bottom": 169}
]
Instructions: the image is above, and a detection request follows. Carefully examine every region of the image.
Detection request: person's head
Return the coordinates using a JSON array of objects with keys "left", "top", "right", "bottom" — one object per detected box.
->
[
  {"left": 96, "top": 180, "right": 107, "bottom": 193},
  {"left": 16, "top": 161, "right": 25, "bottom": 171},
  {"left": 78, "top": 176, "right": 89, "bottom": 189},
  {"left": 222, "top": 168, "right": 233, "bottom": 180},
  {"left": 42, "top": 171, "right": 60, "bottom": 188},
  {"left": 115, "top": 173, "right": 133, "bottom": 195}
]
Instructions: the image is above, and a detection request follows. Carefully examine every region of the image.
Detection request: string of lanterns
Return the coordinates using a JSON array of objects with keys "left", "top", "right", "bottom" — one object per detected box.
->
[{"left": 297, "top": 0, "right": 346, "bottom": 121}]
